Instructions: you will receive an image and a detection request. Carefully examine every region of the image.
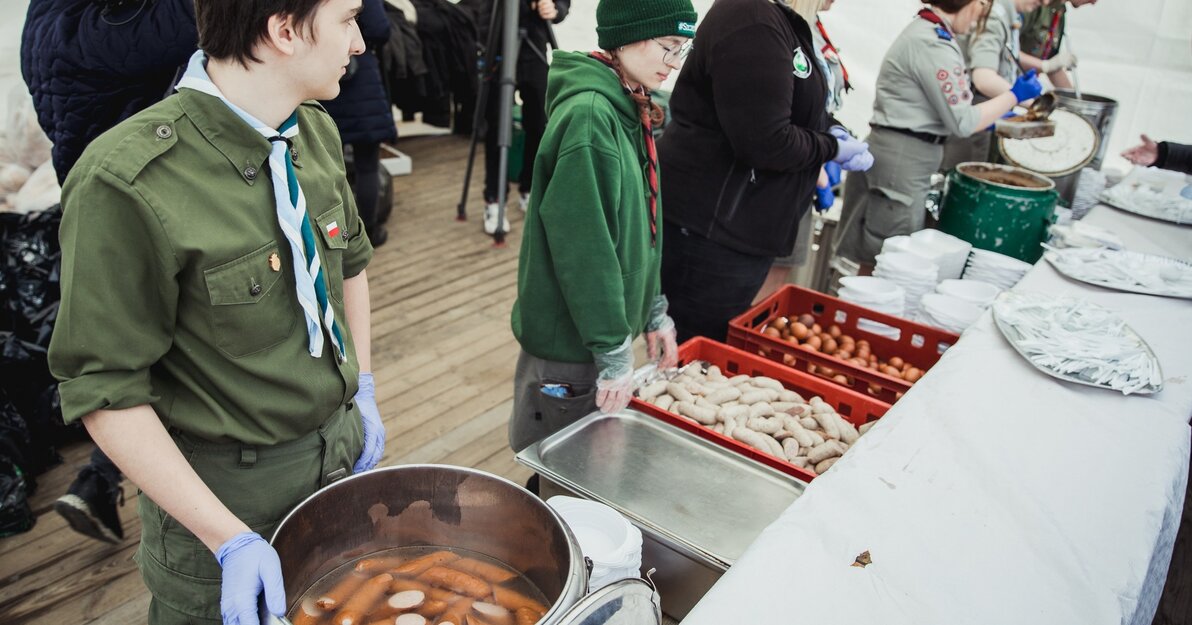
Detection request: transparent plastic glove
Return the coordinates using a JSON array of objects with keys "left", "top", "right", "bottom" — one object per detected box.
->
[
  {"left": 216, "top": 532, "right": 285, "bottom": 625},
  {"left": 1011, "top": 69, "right": 1043, "bottom": 103},
  {"left": 644, "top": 295, "right": 679, "bottom": 370},
  {"left": 1040, "top": 50, "right": 1077, "bottom": 73},
  {"left": 594, "top": 336, "right": 634, "bottom": 414},
  {"left": 352, "top": 373, "right": 385, "bottom": 473}
]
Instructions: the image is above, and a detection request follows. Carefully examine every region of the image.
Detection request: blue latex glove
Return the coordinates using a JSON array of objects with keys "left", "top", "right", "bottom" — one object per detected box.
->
[
  {"left": 217, "top": 532, "right": 285, "bottom": 625},
  {"left": 824, "top": 161, "right": 842, "bottom": 188},
  {"left": 815, "top": 185, "right": 835, "bottom": 212},
  {"left": 593, "top": 336, "right": 634, "bottom": 414},
  {"left": 1011, "top": 69, "right": 1043, "bottom": 103},
  {"left": 840, "top": 150, "right": 873, "bottom": 172},
  {"left": 829, "top": 127, "right": 873, "bottom": 172},
  {"left": 353, "top": 372, "right": 385, "bottom": 473}
]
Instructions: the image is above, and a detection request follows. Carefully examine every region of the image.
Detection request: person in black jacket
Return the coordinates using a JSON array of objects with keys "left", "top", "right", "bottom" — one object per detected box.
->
[
  {"left": 657, "top": 0, "right": 872, "bottom": 343},
  {"left": 477, "top": 0, "right": 569, "bottom": 235},
  {"left": 322, "top": 0, "right": 397, "bottom": 247},
  {"left": 21, "top": 0, "right": 198, "bottom": 545},
  {"left": 1122, "top": 135, "right": 1192, "bottom": 176}
]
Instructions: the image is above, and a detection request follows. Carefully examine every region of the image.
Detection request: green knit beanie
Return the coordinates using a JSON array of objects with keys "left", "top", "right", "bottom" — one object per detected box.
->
[{"left": 596, "top": 0, "right": 698, "bottom": 51}]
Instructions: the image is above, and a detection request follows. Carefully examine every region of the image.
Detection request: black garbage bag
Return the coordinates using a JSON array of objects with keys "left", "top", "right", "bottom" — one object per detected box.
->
[
  {"left": 0, "top": 334, "right": 63, "bottom": 474},
  {"left": 0, "top": 452, "right": 36, "bottom": 537},
  {"left": 0, "top": 205, "right": 61, "bottom": 346}
]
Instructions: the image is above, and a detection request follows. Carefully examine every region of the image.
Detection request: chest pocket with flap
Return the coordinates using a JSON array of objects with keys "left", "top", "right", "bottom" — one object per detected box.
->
[{"left": 203, "top": 242, "right": 296, "bottom": 358}]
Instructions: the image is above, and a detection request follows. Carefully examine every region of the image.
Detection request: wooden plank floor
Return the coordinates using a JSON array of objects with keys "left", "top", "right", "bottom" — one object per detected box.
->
[{"left": 0, "top": 134, "right": 532, "bottom": 624}]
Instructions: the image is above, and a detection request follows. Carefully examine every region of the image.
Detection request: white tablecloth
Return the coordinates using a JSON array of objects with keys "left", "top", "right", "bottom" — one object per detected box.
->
[{"left": 682, "top": 205, "right": 1192, "bottom": 625}]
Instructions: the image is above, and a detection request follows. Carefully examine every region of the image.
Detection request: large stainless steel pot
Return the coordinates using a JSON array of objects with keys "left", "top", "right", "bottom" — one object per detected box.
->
[{"left": 269, "top": 465, "right": 588, "bottom": 623}]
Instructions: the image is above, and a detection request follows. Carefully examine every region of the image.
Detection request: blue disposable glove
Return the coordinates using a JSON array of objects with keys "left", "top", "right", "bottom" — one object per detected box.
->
[
  {"left": 644, "top": 295, "right": 678, "bottom": 370},
  {"left": 815, "top": 185, "right": 835, "bottom": 212},
  {"left": 824, "top": 161, "right": 842, "bottom": 188},
  {"left": 593, "top": 336, "right": 634, "bottom": 414},
  {"left": 1011, "top": 69, "right": 1043, "bottom": 103},
  {"left": 829, "top": 127, "right": 873, "bottom": 172},
  {"left": 216, "top": 532, "right": 285, "bottom": 625},
  {"left": 353, "top": 372, "right": 385, "bottom": 473}
]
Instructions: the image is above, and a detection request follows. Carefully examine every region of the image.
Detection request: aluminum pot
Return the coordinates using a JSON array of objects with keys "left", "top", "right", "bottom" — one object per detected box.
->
[{"left": 269, "top": 464, "right": 588, "bottom": 623}]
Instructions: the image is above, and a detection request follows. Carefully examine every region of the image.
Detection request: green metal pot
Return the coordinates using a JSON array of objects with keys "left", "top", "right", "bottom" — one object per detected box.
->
[{"left": 938, "top": 162, "right": 1059, "bottom": 263}]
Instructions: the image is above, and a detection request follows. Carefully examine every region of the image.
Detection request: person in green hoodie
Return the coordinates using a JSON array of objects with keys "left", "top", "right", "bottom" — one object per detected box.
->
[{"left": 508, "top": 0, "right": 697, "bottom": 452}]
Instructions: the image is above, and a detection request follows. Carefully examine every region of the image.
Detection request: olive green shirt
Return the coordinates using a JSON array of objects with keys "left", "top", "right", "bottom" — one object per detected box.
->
[
  {"left": 1020, "top": 3, "right": 1066, "bottom": 60},
  {"left": 49, "top": 89, "right": 373, "bottom": 445}
]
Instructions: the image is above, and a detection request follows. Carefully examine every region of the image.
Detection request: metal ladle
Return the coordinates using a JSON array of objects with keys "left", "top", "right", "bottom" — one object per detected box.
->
[{"left": 1025, "top": 92, "right": 1057, "bottom": 121}]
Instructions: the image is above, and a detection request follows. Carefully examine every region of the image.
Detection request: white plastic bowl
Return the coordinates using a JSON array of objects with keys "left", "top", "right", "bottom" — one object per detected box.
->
[
  {"left": 547, "top": 496, "right": 642, "bottom": 569},
  {"left": 936, "top": 279, "right": 1001, "bottom": 307}
]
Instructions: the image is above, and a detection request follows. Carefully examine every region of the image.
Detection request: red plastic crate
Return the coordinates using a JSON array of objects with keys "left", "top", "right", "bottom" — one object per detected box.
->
[
  {"left": 630, "top": 337, "right": 891, "bottom": 483},
  {"left": 727, "top": 284, "right": 960, "bottom": 404}
]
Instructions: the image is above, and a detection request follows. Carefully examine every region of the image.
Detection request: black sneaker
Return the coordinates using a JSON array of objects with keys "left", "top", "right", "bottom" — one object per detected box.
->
[{"left": 53, "top": 466, "right": 124, "bottom": 544}]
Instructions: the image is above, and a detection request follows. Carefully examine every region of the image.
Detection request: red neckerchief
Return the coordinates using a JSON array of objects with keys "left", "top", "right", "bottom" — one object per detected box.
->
[
  {"left": 917, "top": 7, "right": 954, "bottom": 38},
  {"left": 1042, "top": 10, "right": 1063, "bottom": 59},
  {"left": 588, "top": 51, "right": 659, "bottom": 247},
  {"left": 815, "top": 17, "right": 851, "bottom": 92}
]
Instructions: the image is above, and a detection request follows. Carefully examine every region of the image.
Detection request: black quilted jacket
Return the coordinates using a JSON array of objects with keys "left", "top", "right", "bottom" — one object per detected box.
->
[{"left": 20, "top": 0, "right": 198, "bottom": 183}]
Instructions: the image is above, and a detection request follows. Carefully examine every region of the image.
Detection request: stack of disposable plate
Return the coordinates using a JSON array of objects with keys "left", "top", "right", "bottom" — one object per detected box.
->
[
  {"left": 963, "top": 249, "right": 1033, "bottom": 290},
  {"left": 838, "top": 277, "right": 906, "bottom": 339},
  {"left": 935, "top": 279, "right": 1001, "bottom": 309},
  {"left": 919, "top": 293, "right": 984, "bottom": 334},
  {"left": 873, "top": 251, "right": 940, "bottom": 319},
  {"left": 909, "top": 229, "right": 972, "bottom": 281}
]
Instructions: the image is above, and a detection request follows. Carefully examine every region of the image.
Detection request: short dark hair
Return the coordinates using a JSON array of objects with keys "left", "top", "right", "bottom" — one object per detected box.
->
[
  {"left": 195, "top": 0, "right": 327, "bottom": 67},
  {"left": 925, "top": 0, "right": 977, "bottom": 12}
]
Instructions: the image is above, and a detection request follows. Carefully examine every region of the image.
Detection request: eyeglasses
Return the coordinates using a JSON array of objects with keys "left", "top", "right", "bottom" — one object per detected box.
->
[{"left": 653, "top": 39, "right": 693, "bottom": 64}]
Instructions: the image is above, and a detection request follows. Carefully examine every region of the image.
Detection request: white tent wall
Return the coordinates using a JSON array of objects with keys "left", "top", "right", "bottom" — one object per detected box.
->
[{"left": 0, "top": 0, "right": 1188, "bottom": 169}]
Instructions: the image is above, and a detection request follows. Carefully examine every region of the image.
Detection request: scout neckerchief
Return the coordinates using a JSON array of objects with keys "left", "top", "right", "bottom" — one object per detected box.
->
[
  {"left": 815, "top": 17, "right": 852, "bottom": 92},
  {"left": 176, "top": 51, "right": 345, "bottom": 361},
  {"left": 917, "top": 7, "right": 954, "bottom": 42},
  {"left": 589, "top": 51, "right": 659, "bottom": 247},
  {"left": 1041, "top": 9, "right": 1063, "bottom": 59}
]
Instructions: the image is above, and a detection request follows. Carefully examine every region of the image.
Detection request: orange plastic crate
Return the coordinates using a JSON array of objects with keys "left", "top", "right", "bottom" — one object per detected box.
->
[
  {"left": 726, "top": 285, "right": 959, "bottom": 404},
  {"left": 630, "top": 337, "right": 891, "bottom": 482}
]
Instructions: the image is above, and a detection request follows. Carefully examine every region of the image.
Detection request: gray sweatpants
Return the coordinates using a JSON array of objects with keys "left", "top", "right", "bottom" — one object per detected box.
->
[{"left": 509, "top": 349, "right": 600, "bottom": 452}]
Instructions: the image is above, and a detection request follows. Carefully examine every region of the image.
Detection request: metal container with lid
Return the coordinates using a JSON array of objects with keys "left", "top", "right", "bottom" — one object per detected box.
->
[
  {"left": 997, "top": 108, "right": 1099, "bottom": 205},
  {"left": 517, "top": 410, "right": 805, "bottom": 619},
  {"left": 269, "top": 464, "right": 660, "bottom": 625},
  {"left": 1053, "top": 90, "right": 1119, "bottom": 170}
]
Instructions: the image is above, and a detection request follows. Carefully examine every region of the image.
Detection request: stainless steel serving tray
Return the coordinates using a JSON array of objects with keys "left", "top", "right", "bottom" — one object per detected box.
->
[
  {"left": 517, "top": 410, "right": 805, "bottom": 618},
  {"left": 991, "top": 294, "right": 1164, "bottom": 395},
  {"left": 1043, "top": 248, "right": 1192, "bottom": 299}
]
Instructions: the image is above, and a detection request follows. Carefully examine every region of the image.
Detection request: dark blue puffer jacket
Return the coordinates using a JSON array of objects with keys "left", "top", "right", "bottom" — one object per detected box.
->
[
  {"left": 20, "top": 0, "right": 199, "bottom": 184},
  {"left": 322, "top": 0, "right": 397, "bottom": 146}
]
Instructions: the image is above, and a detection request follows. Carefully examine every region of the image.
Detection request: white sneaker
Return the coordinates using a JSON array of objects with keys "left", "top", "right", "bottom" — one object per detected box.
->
[
  {"left": 483, "top": 202, "right": 511, "bottom": 235},
  {"left": 518, "top": 193, "right": 529, "bottom": 212}
]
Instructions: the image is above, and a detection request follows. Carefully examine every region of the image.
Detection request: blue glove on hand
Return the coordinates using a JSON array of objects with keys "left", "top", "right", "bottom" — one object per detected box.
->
[
  {"left": 815, "top": 185, "right": 835, "bottom": 212},
  {"left": 1011, "top": 69, "right": 1043, "bottom": 103},
  {"left": 353, "top": 372, "right": 385, "bottom": 473},
  {"left": 830, "top": 127, "right": 873, "bottom": 172},
  {"left": 824, "top": 161, "right": 842, "bottom": 188},
  {"left": 217, "top": 532, "right": 285, "bottom": 625}
]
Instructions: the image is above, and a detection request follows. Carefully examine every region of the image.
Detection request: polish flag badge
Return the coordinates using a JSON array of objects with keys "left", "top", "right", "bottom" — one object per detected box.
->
[{"left": 325, "top": 221, "right": 341, "bottom": 239}]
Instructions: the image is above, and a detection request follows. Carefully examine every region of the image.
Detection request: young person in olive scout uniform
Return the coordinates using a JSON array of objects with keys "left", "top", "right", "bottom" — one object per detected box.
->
[{"left": 48, "top": 1, "right": 385, "bottom": 623}]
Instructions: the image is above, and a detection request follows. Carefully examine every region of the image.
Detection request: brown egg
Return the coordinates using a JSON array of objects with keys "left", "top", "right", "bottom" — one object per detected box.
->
[
  {"left": 783, "top": 353, "right": 796, "bottom": 365},
  {"left": 833, "top": 374, "right": 850, "bottom": 384},
  {"left": 787, "top": 335, "right": 801, "bottom": 345},
  {"left": 888, "top": 356, "right": 905, "bottom": 370},
  {"left": 840, "top": 334, "right": 855, "bottom": 345},
  {"left": 772, "top": 316, "right": 790, "bottom": 332},
  {"left": 801, "top": 342, "right": 820, "bottom": 352},
  {"left": 856, "top": 339, "right": 870, "bottom": 349},
  {"left": 797, "top": 313, "right": 815, "bottom": 327},
  {"left": 819, "top": 366, "right": 836, "bottom": 378},
  {"left": 868, "top": 361, "right": 878, "bottom": 369},
  {"left": 851, "top": 357, "right": 868, "bottom": 368},
  {"left": 868, "top": 354, "right": 878, "bottom": 363},
  {"left": 805, "top": 335, "right": 823, "bottom": 351},
  {"left": 868, "top": 384, "right": 883, "bottom": 395},
  {"left": 838, "top": 349, "right": 853, "bottom": 359},
  {"left": 834, "top": 349, "right": 851, "bottom": 359},
  {"left": 791, "top": 322, "right": 810, "bottom": 340},
  {"left": 904, "top": 367, "right": 924, "bottom": 383},
  {"left": 857, "top": 346, "right": 871, "bottom": 360},
  {"left": 881, "top": 365, "right": 902, "bottom": 377},
  {"left": 764, "top": 327, "right": 782, "bottom": 339},
  {"left": 828, "top": 325, "right": 842, "bottom": 339},
  {"left": 811, "top": 323, "right": 823, "bottom": 335},
  {"left": 822, "top": 338, "right": 839, "bottom": 354}
]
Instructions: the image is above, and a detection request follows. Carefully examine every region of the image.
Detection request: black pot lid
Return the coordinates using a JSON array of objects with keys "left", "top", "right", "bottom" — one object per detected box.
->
[{"left": 554, "top": 577, "right": 662, "bottom": 625}]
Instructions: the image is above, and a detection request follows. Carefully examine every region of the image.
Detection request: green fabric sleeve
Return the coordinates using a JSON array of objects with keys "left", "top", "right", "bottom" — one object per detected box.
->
[
  {"left": 49, "top": 166, "right": 181, "bottom": 423},
  {"left": 537, "top": 143, "right": 630, "bottom": 356},
  {"left": 341, "top": 177, "right": 374, "bottom": 278}
]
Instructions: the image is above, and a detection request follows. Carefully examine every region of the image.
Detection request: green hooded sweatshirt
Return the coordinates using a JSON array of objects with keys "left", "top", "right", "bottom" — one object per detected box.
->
[{"left": 511, "top": 51, "right": 663, "bottom": 363}]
